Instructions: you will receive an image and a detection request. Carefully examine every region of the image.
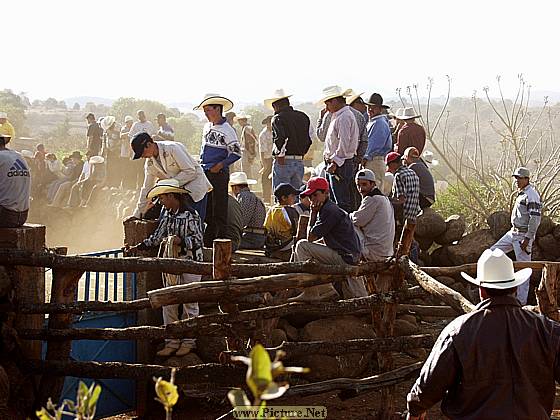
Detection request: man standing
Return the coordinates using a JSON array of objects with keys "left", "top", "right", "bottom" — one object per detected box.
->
[
  {"left": 363, "top": 93, "right": 393, "bottom": 193},
  {"left": 229, "top": 172, "right": 266, "bottom": 249},
  {"left": 236, "top": 113, "right": 258, "bottom": 179},
  {"left": 394, "top": 107, "right": 426, "bottom": 155},
  {"left": 491, "top": 167, "right": 541, "bottom": 305},
  {"left": 407, "top": 249, "right": 560, "bottom": 419},
  {"left": 120, "top": 115, "right": 137, "bottom": 189},
  {"left": 350, "top": 169, "right": 394, "bottom": 262},
  {"left": 290, "top": 177, "right": 365, "bottom": 302},
  {"left": 194, "top": 93, "right": 242, "bottom": 246},
  {"left": 0, "top": 134, "right": 30, "bottom": 227},
  {"left": 386, "top": 151, "right": 420, "bottom": 226},
  {"left": 0, "top": 112, "right": 15, "bottom": 142},
  {"left": 128, "top": 110, "right": 157, "bottom": 139},
  {"left": 154, "top": 113, "right": 175, "bottom": 141},
  {"left": 318, "top": 86, "right": 359, "bottom": 213},
  {"left": 85, "top": 113, "right": 103, "bottom": 156},
  {"left": 346, "top": 90, "right": 369, "bottom": 164},
  {"left": 259, "top": 115, "right": 273, "bottom": 203},
  {"left": 127, "top": 133, "right": 212, "bottom": 221},
  {"left": 403, "top": 147, "right": 435, "bottom": 209},
  {"left": 264, "top": 89, "right": 312, "bottom": 191}
]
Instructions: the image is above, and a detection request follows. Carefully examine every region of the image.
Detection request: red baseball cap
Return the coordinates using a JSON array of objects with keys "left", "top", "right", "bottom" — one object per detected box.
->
[
  {"left": 301, "top": 177, "right": 329, "bottom": 196},
  {"left": 385, "top": 152, "right": 402, "bottom": 165}
]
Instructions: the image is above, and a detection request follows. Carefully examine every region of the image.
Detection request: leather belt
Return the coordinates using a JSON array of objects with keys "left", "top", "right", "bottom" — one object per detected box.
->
[
  {"left": 283, "top": 155, "right": 304, "bottom": 160},
  {"left": 244, "top": 227, "right": 266, "bottom": 234}
]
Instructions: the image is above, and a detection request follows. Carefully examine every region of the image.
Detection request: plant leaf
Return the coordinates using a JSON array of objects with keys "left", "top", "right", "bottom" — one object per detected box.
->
[
  {"left": 260, "top": 382, "right": 288, "bottom": 400},
  {"left": 227, "top": 388, "right": 251, "bottom": 408},
  {"left": 35, "top": 407, "right": 55, "bottom": 420},
  {"left": 154, "top": 377, "right": 179, "bottom": 409},
  {"left": 88, "top": 384, "right": 102, "bottom": 412},
  {"left": 247, "top": 344, "right": 272, "bottom": 399}
]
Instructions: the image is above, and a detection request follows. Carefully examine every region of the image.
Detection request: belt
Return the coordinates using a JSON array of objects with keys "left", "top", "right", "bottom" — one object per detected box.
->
[
  {"left": 283, "top": 155, "right": 304, "bottom": 160},
  {"left": 512, "top": 227, "right": 528, "bottom": 234},
  {"left": 244, "top": 227, "right": 266, "bottom": 234}
]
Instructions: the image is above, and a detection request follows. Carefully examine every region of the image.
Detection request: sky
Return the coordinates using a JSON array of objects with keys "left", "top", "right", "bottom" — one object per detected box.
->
[{"left": 4, "top": 0, "right": 560, "bottom": 105}]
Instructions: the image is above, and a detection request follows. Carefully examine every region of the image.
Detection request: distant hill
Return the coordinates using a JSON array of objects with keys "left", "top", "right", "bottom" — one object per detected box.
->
[{"left": 64, "top": 96, "right": 114, "bottom": 107}]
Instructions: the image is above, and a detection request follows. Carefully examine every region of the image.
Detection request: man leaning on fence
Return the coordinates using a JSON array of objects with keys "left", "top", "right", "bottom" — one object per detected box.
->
[
  {"left": 125, "top": 179, "right": 204, "bottom": 357},
  {"left": 491, "top": 166, "right": 541, "bottom": 305}
]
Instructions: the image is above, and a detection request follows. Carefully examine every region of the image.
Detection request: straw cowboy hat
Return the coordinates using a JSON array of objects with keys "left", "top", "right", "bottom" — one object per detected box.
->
[
  {"left": 395, "top": 107, "right": 421, "bottom": 120},
  {"left": 461, "top": 249, "right": 532, "bottom": 289},
  {"left": 229, "top": 171, "right": 257, "bottom": 186},
  {"left": 261, "top": 115, "right": 272, "bottom": 125},
  {"left": 234, "top": 112, "right": 251, "bottom": 122},
  {"left": 318, "top": 85, "right": 352, "bottom": 105},
  {"left": 0, "top": 112, "right": 7, "bottom": 119},
  {"left": 89, "top": 155, "right": 105, "bottom": 165},
  {"left": 193, "top": 93, "right": 234, "bottom": 113},
  {"left": 264, "top": 89, "right": 292, "bottom": 110},
  {"left": 346, "top": 89, "right": 365, "bottom": 106},
  {"left": 422, "top": 150, "right": 439, "bottom": 166},
  {"left": 124, "top": 115, "right": 134, "bottom": 123},
  {"left": 146, "top": 179, "right": 189, "bottom": 200},
  {"left": 100, "top": 115, "right": 116, "bottom": 131}
]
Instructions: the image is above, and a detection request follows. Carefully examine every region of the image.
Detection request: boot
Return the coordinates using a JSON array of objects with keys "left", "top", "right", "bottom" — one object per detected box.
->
[
  {"left": 156, "top": 343, "right": 179, "bottom": 357},
  {"left": 288, "top": 284, "right": 339, "bottom": 302},
  {"left": 175, "top": 341, "right": 195, "bottom": 357}
]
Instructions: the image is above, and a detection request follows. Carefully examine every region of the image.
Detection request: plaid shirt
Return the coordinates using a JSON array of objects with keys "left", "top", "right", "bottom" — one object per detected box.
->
[
  {"left": 392, "top": 165, "right": 420, "bottom": 222},
  {"left": 236, "top": 188, "right": 266, "bottom": 229}
]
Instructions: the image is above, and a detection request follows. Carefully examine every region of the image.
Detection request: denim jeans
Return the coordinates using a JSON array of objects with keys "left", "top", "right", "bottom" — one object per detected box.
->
[
  {"left": 327, "top": 158, "right": 355, "bottom": 213},
  {"left": 204, "top": 170, "right": 229, "bottom": 247},
  {"left": 272, "top": 158, "right": 304, "bottom": 191}
]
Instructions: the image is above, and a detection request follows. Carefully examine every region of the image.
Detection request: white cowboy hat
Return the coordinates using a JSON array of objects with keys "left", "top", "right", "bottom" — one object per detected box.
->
[
  {"left": 193, "top": 93, "right": 234, "bottom": 113},
  {"left": 345, "top": 89, "right": 364, "bottom": 106},
  {"left": 21, "top": 149, "right": 34, "bottom": 158},
  {"left": 100, "top": 115, "right": 116, "bottom": 131},
  {"left": 229, "top": 171, "right": 257, "bottom": 186},
  {"left": 264, "top": 89, "right": 292, "bottom": 110},
  {"left": 395, "top": 107, "right": 421, "bottom": 120},
  {"left": 317, "top": 86, "right": 352, "bottom": 105},
  {"left": 0, "top": 112, "right": 7, "bottom": 119},
  {"left": 146, "top": 178, "right": 189, "bottom": 200},
  {"left": 124, "top": 115, "right": 134, "bottom": 123},
  {"left": 422, "top": 150, "right": 439, "bottom": 166},
  {"left": 461, "top": 248, "right": 532, "bottom": 289},
  {"left": 89, "top": 155, "right": 105, "bottom": 164},
  {"left": 234, "top": 112, "right": 252, "bottom": 121}
]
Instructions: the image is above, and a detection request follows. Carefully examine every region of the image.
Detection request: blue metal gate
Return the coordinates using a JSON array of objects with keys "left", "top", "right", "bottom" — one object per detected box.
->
[{"left": 56, "top": 249, "right": 138, "bottom": 418}]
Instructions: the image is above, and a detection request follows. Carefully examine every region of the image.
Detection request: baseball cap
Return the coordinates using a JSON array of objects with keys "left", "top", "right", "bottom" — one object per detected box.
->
[
  {"left": 385, "top": 152, "right": 402, "bottom": 165},
  {"left": 274, "top": 183, "right": 299, "bottom": 199},
  {"left": 512, "top": 167, "right": 530, "bottom": 178},
  {"left": 355, "top": 168, "right": 376, "bottom": 183},
  {"left": 301, "top": 177, "right": 330, "bottom": 196},
  {"left": 130, "top": 132, "right": 152, "bottom": 160}
]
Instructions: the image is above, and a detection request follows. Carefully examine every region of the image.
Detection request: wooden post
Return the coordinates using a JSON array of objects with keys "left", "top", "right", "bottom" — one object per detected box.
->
[
  {"left": 37, "top": 261, "right": 84, "bottom": 407},
  {"left": 295, "top": 215, "right": 310, "bottom": 242},
  {"left": 536, "top": 263, "right": 560, "bottom": 321},
  {"left": 124, "top": 219, "right": 159, "bottom": 419}
]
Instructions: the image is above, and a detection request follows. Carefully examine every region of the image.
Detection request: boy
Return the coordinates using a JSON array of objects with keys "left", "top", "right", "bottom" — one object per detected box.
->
[
  {"left": 264, "top": 183, "right": 300, "bottom": 259},
  {"left": 126, "top": 179, "right": 204, "bottom": 357}
]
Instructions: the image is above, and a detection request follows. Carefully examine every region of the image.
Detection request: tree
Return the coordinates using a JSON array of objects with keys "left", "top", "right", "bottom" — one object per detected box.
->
[
  {"left": 167, "top": 114, "right": 204, "bottom": 155},
  {"left": 44, "top": 97, "right": 59, "bottom": 110},
  {"left": 73, "top": 102, "right": 81, "bottom": 111},
  {"left": 110, "top": 97, "right": 177, "bottom": 123},
  {"left": 0, "top": 89, "right": 27, "bottom": 136}
]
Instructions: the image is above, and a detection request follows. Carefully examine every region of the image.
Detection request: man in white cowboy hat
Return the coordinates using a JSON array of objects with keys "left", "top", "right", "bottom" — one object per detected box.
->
[
  {"left": 363, "top": 93, "right": 393, "bottom": 193},
  {"left": 126, "top": 132, "right": 212, "bottom": 223},
  {"left": 194, "top": 93, "right": 242, "bottom": 246},
  {"left": 258, "top": 115, "right": 274, "bottom": 202},
  {"left": 235, "top": 112, "right": 258, "bottom": 179},
  {"left": 229, "top": 171, "right": 266, "bottom": 249},
  {"left": 403, "top": 146, "right": 435, "bottom": 209},
  {"left": 0, "top": 134, "right": 30, "bottom": 227},
  {"left": 490, "top": 167, "right": 541, "bottom": 305},
  {"left": 85, "top": 113, "right": 103, "bottom": 157},
  {"left": 0, "top": 112, "right": 15, "bottom": 143},
  {"left": 264, "top": 89, "right": 312, "bottom": 192},
  {"left": 407, "top": 249, "right": 560, "bottom": 419},
  {"left": 317, "top": 86, "right": 359, "bottom": 213},
  {"left": 394, "top": 107, "right": 426, "bottom": 155},
  {"left": 126, "top": 178, "right": 204, "bottom": 357}
]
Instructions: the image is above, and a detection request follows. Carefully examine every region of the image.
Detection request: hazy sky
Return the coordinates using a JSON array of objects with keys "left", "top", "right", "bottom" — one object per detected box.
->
[{"left": 4, "top": 0, "right": 560, "bottom": 104}]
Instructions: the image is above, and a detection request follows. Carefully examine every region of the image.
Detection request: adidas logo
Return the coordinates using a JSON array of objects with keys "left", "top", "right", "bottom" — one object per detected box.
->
[{"left": 7, "top": 158, "right": 30, "bottom": 177}]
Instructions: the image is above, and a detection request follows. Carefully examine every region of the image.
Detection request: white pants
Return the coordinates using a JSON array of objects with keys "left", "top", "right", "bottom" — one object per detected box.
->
[
  {"left": 162, "top": 272, "right": 201, "bottom": 347},
  {"left": 294, "top": 240, "right": 368, "bottom": 298},
  {"left": 491, "top": 230, "right": 532, "bottom": 305}
]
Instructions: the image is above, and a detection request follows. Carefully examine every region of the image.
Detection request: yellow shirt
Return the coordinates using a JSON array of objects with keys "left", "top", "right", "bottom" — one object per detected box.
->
[
  {"left": 264, "top": 205, "right": 293, "bottom": 243},
  {"left": 0, "top": 121, "right": 15, "bottom": 139}
]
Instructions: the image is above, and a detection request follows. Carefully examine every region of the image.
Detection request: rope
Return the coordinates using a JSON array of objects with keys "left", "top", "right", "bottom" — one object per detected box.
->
[{"left": 158, "top": 236, "right": 181, "bottom": 287}]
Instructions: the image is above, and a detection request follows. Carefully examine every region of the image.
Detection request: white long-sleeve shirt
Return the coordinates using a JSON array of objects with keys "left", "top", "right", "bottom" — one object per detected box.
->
[{"left": 323, "top": 106, "right": 359, "bottom": 166}]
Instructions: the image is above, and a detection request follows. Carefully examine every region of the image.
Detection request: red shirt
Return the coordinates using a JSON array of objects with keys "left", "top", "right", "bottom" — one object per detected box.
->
[{"left": 396, "top": 121, "right": 426, "bottom": 154}]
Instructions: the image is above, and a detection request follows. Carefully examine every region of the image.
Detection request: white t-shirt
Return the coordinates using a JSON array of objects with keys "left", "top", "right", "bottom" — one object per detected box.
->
[
  {"left": 0, "top": 149, "right": 31, "bottom": 211},
  {"left": 129, "top": 121, "right": 157, "bottom": 139}
]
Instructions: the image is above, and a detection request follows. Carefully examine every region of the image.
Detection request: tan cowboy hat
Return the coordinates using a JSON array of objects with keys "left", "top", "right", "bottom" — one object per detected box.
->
[
  {"left": 395, "top": 107, "right": 421, "bottom": 120},
  {"left": 146, "top": 179, "right": 189, "bottom": 200},
  {"left": 100, "top": 115, "right": 116, "bottom": 131},
  {"left": 345, "top": 89, "right": 365, "bottom": 106},
  {"left": 461, "top": 249, "right": 532, "bottom": 289},
  {"left": 193, "top": 93, "right": 234, "bottom": 113},
  {"left": 229, "top": 171, "right": 257, "bottom": 186},
  {"left": 261, "top": 115, "right": 272, "bottom": 125},
  {"left": 317, "top": 85, "right": 352, "bottom": 105},
  {"left": 264, "top": 89, "right": 292, "bottom": 110},
  {"left": 234, "top": 112, "right": 251, "bottom": 122},
  {"left": 0, "top": 112, "right": 7, "bottom": 119},
  {"left": 124, "top": 115, "right": 134, "bottom": 123},
  {"left": 89, "top": 155, "right": 105, "bottom": 164}
]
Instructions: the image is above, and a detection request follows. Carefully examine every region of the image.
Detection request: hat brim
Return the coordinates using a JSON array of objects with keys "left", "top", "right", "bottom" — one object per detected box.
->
[
  {"left": 132, "top": 149, "right": 143, "bottom": 160},
  {"left": 230, "top": 179, "right": 257, "bottom": 186},
  {"left": 365, "top": 102, "right": 390, "bottom": 109},
  {"left": 146, "top": 185, "right": 189, "bottom": 200},
  {"left": 460, "top": 267, "right": 532, "bottom": 290},
  {"left": 346, "top": 93, "right": 365, "bottom": 105},
  {"left": 264, "top": 95, "right": 292, "bottom": 110},
  {"left": 193, "top": 96, "right": 234, "bottom": 113},
  {"left": 89, "top": 156, "right": 105, "bottom": 164},
  {"left": 396, "top": 114, "right": 421, "bottom": 120}
]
